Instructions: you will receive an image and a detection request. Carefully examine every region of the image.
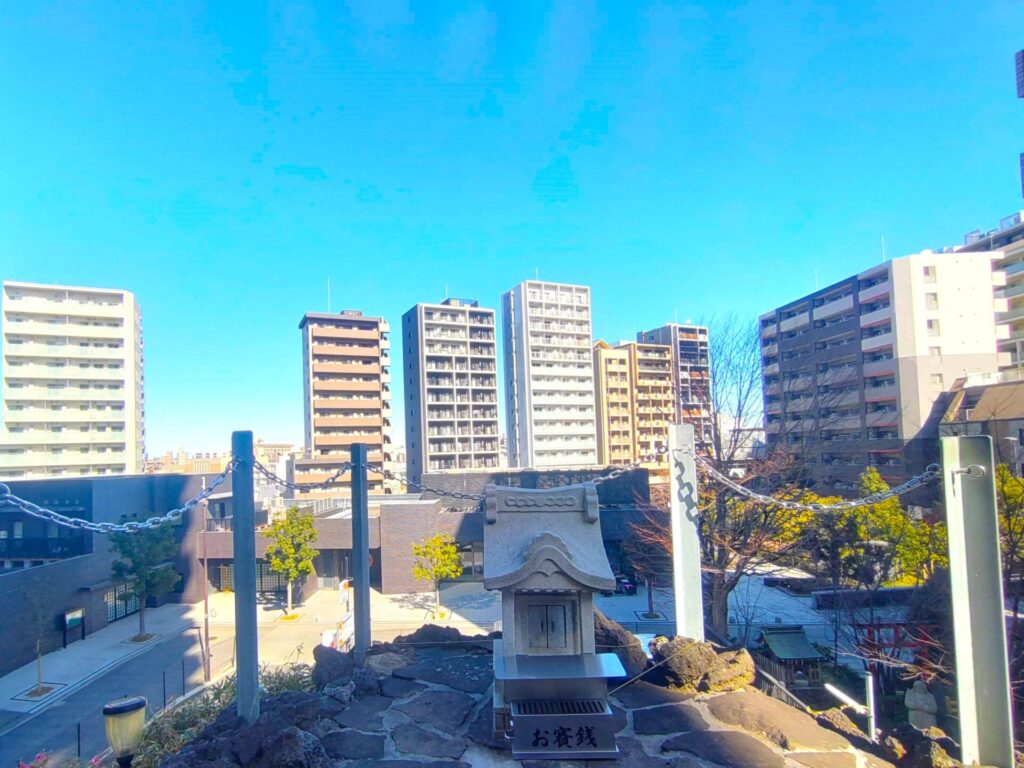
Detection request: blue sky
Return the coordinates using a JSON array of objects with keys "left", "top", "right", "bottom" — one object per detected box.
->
[{"left": 2, "top": 1, "right": 1022, "bottom": 454}]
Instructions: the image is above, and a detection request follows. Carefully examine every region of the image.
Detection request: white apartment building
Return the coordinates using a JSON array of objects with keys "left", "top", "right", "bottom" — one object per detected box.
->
[
  {"left": 502, "top": 280, "right": 598, "bottom": 468},
  {"left": 402, "top": 298, "right": 499, "bottom": 483},
  {"left": 760, "top": 250, "right": 1005, "bottom": 492},
  {"left": 1, "top": 281, "right": 145, "bottom": 480}
]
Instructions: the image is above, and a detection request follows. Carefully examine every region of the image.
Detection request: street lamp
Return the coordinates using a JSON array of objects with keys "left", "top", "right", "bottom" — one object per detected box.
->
[{"left": 103, "top": 696, "right": 147, "bottom": 768}]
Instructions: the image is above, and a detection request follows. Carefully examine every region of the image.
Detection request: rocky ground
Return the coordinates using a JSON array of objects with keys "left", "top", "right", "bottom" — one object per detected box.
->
[{"left": 161, "top": 623, "right": 961, "bottom": 768}]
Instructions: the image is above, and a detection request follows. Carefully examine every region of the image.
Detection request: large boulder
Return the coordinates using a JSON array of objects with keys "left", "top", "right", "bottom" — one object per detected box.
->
[
  {"left": 312, "top": 644, "right": 354, "bottom": 689},
  {"left": 649, "top": 636, "right": 719, "bottom": 691},
  {"left": 252, "top": 726, "right": 332, "bottom": 768},
  {"left": 391, "top": 623, "right": 493, "bottom": 648},
  {"left": 594, "top": 610, "right": 648, "bottom": 678},
  {"left": 882, "top": 723, "right": 962, "bottom": 768},
  {"left": 703, "top": 647, "right": 755, "bottom": 692}
]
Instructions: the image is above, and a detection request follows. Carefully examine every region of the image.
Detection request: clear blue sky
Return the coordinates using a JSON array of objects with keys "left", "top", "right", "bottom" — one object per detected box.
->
[{"left": 2, "top": 1, "right": 1022, "bottom": 454}]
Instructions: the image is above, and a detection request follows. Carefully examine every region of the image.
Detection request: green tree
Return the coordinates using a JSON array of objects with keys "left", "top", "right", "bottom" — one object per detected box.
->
[
  {"left": 411, "top": 533, "right": 463, "bottom": 617},
  {"left": 262, "top": 507, "right": 319, "bottom": 616},
  {"left": 110, "top": 524, "right": 181, "bottom": 639},
  {"left": 995, "top": 463, "right": 1024, "bottom": 692}
]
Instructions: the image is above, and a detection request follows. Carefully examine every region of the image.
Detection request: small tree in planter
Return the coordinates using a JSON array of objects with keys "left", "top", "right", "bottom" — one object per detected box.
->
[
  {"left": 412, "top": 533, "right": 463, "bottom": 618},
  {"left": 262, "top": 507, "right": 319, "bottom": 617},
  {"left": 111, "top": 523, "right": 181, "bottom": 640}
]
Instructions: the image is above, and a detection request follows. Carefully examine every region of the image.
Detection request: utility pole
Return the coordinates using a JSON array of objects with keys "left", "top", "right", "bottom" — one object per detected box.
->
[
  {"left": 669, "top": 423, "right": 704, "bottom": 640},
  {"left": 200, "top": 501, "right": 211, "bottom": 682},
  {"left": 941, "top": 435, "right": 1013, "bottom": 767},
  {"left": 231, "top": 430, "right": 259, "bottom": 724}
]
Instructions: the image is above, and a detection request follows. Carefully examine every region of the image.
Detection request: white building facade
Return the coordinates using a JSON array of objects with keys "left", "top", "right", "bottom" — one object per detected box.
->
[
  {"left": 1, "top": 281, "right": 145, "bottom": 480},
  {"left": 501, "top": 280, "right": 598, "bottom": 468}
]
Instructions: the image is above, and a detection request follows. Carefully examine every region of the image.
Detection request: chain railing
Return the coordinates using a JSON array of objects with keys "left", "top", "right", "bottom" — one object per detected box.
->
[
  {"left": 0, "top": 440, "right": 945, "bottom": 532},
  {"left": 681, "top": 446, "right": 942, "bottom": 512},
  {"left": 0, "top": 462, "right": 235, "bottom": 534}
]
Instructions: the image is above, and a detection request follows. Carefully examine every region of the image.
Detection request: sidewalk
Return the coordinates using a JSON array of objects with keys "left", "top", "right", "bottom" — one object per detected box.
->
[{"left": 0, "top": 601, "right": 202, "bottom": 717}]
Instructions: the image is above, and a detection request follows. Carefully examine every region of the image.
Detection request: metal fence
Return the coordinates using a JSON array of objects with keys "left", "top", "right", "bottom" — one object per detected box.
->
[{"left": 9, "top": 631, "right": 237, "bottom": 766}]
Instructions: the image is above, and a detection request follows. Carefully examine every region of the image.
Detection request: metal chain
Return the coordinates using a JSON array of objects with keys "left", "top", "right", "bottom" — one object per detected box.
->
[
  {"left": 0, "top": 462, "right": 235, "bottom": 534},
  {"left": 681, "top": 447, "right": 942, "bottom": 512},
  {"left": 363, "top": 464, "right": 487, "bottom": 501},
  {"left": 592, "top": 443, "right": 670, "bottom": 485},
  {"left": 252, "top": 459, "right": 353, "bottom": 493}
]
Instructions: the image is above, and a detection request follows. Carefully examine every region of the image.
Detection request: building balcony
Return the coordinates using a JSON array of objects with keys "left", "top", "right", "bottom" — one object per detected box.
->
[
  {"left": 859, "top": 307, "right": 893, "bottom": 328},
  {"left": 312, "top": 344, "right": 379, "bottom": 358},
  {"left": 4, "top": 343, "right": 125, "bottom": 360},
  {"left": 779, "top": 312, "right": 810, "bottom": 332},
  {"left": 314, "top": 416, "right": 381, "bottom": 428},
  {"left": 0, "top": 536, "right": 87, "bottom": 559},
  {"left": 312, "top": 380, "right": 380, "bottom": 393},
  {"left": 864, "top": 383, "right": 898, "bottom": 402},
  {"left": 858, "top": 279, "right": 891, "bottom": 304},
  {"left": 761, "top": 342, "right": 778, "bottom": 357},
  {"left": 3, "top": 408, "right": 127, "bottom": 423},
  {"left": 866, "top": 410, "right": 898, "bottom": 427},
  {"left": 762, "top": 362, "right": 779, "bottom": 376},
  {"left": 311, "top": 326, "right": 380, "bottom": 341},
  {"left": 862, "top": 359, "right": 896, "bottom": 377},
  {"left": 817, "top": 367, "right": 858, "bottom": 385},
  {"left": 861, "top": 332, "right": 894, "bottom": 352},
  {"left": 313, "top": 396, "right": 381, "bottom": 409},
  {"left": 0, "top": 430, "right": 127, "bottom": 446},
  {"left": 0, "top": 450, "right": 127, "bottom": 468},
  {"left": 813, "top": 294, "right": 854, "bottom": 321},
  {"left": 312, "top": 362, "right": 381, "bottom": 375},
  {"left": 760, "top": 323, "right": 778, "bottom": 339},
  {"left": 313, "top": 434, "right": 384, "bottom": 447}
]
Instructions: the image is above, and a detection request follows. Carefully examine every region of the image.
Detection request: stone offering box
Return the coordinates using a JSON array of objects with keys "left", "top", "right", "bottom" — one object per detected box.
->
[{"left": 483, "top": 482, "right": 626, "bottom": 760}]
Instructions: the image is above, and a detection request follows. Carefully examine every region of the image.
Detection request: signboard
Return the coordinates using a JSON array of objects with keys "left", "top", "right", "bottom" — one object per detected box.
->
[
  {"left": 63, "top": 607, "right": 85, "bottom": 647},
  {"left": 510, "top": 704, "right": 617, "bottom": 759},
  {"left": 64, "top": 608, "right": 84, "bottom": 630}
]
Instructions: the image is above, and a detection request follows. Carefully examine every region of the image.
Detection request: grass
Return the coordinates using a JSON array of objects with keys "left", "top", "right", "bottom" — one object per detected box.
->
[{"left": 129, "top": 663, "right": 314, "bottom": 768}]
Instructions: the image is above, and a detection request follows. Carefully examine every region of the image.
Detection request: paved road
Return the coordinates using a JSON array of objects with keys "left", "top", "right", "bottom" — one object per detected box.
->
[{"left": 0, "top": 628, "right": 234, "bottom": 767}]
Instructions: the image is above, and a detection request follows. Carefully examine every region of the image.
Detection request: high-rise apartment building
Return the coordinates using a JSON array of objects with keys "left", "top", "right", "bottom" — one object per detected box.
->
[
  {"left": 959, "top": 212, "right": 1024, "bottom": 370},
  {"left": 0, "top": 281, "right": 144, "bottom": 480},
  {"left": 759, "top": 251, "right": 1005, "bottom": 492},
  {"left": 402, "top": 298, "right": 499, "bottom": 484},
  {"left": 592, "top": 340, "right": 673, "bottom": 468},
  {"left": 296, "top": 311, "right": 392, "bottom": 496},
  {"left": 502, "top": 281, "right": 598, "bottom": 468},
  {"left": 593, "top": 341, "right": 633, "bottom": 465},
  {"left": 637, "top": 324, "right": 712, "bottom": 447}
]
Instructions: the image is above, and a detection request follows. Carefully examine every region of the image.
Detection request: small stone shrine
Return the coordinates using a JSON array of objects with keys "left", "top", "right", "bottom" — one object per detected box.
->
[{"left": 483, "top": 482, "right": 626, "bottom": 760}]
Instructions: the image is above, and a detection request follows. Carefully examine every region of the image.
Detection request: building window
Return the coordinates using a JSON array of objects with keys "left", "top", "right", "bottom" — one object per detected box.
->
[
  {"left": 925, "top": 293, "right": 939, "bottom": 311},
  {"left": 930, "top": 373, "right": 944, "bottom": 389},
  {"left": 926, "top": 319, "right": 940, "bottom": 337},
  {"left": 929, "top": 346, "right": 942, "bottom": 356},
  {"left": 923, "top": 265, "right": 936, "bottom": 283}
]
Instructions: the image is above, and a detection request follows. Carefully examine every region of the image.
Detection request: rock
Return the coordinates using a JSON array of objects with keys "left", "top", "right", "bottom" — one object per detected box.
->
[
  {"left": 365, "top": 650, "right": 410, "bottom": 676},
  {"left": 392, "top": 722, "right": 468, "bottom": 759},
  {"left": 650, "top": 636, "right": 718, "bottom": 691},
  {"left": 323, "top": 680, "right": 355, "bottom": 706},
  {"left": 320, "top": 729, "right": 386, "bottom": 760},
  {"left": 392, "top": 623, "right": 489, "bottom": 648},
  {"left": 594, "top": 610, "right": 649, "bottom": 678},
  {"left": 252, "top": 726, "right": 332, "bottom": 768},
  {"left": 333, "top": 694, "right": 391, "bottom": 731},
  {"left": 465, "top": 702, "right": 508, "bottom": 750},
  {"left": 883, "top": 722, "right": 962, "bottom": 768},
  {"left": 590, "top": 736, "right": 687, "bottom": 767},
  {"left": 611, "top": 680, "right": 695, "bottom": 709},
  {"left": 816, "top": 707, "right": 872, "bottom": 749},
  {"left": 633, "top": 703, "right": 709, "bottom": 735},
  {"left": 393, "top": 651, "right": 493, "bottom": 694},
  {"left": 266, "top": 690, "right": 334, "bottom": 730},
  {"left": 788, "top": 752, "right": 859, "bottom": 768},
  {"left": 703, "top": 647, "right": 755, "bottom": 691},
  {"left": 309, "top": 718, "right": 340, "bottom": 739},
  {"left": 394, "top": 689, "right": 477, "bottom": 732},
  {"left": 662, "top": 729, "right": 786, "bottom": 768},
  {"left": 351, "top": 666, "right": 382, "bottom": 698},
  {"left": 380, "top": 676, "right": 426, "bottom": 699},
  {"left": 347, "top": 761, "right": 471, "bottom": 768},
  {"left": 706, "top": 690, "right": 849, "bottom": 751},
  {"left": 312, "top": 644, "right": 354, "bottom": 689}
]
